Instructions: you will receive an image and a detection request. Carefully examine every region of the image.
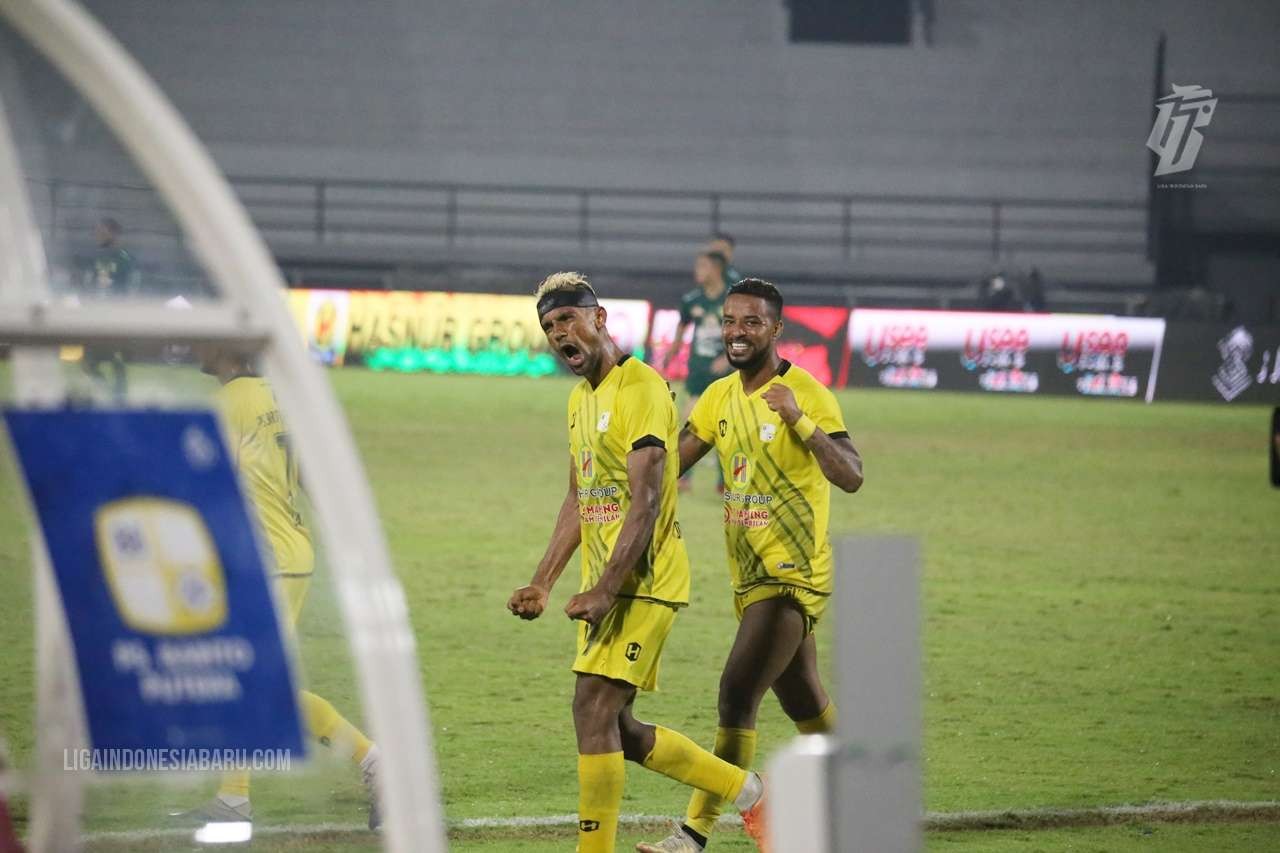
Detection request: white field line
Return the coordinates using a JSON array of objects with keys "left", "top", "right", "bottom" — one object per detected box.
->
[{"left": 74, "top": 799, "right": 1280, "bottom": 843}]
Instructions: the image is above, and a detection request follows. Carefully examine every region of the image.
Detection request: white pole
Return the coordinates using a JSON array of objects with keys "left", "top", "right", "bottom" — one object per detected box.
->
[
  {"left": 0, "top": 74, "right": 84, "bottom": 853},
  {"left": 767, "top": 537, "right": 922, "bottom": 853},
  {"left": 0, "top": 2, "right": 448, "bottom": 850},
  {"left": 832, "top": 536, "right": 922, "bottom": 853}
]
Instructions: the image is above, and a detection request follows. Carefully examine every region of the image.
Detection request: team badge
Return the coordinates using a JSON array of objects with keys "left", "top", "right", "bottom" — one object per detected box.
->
[
  {"left": 731, "top": 452, "right": 750, "bottom": 487},
  {"left": 579, "top": 448, "right": 594, "bottom": 482},
  {"left": 759, "top": 423, "right": 777, "bottom": 442},
  {"left": 718, "top": 418, "right": 728, "bottom": 437},
  {"left": 624, "top": 642, "right": 642, "bottom": 662},
  {"left": 597, "top": 411, "right": 611, "bottom": 432}
]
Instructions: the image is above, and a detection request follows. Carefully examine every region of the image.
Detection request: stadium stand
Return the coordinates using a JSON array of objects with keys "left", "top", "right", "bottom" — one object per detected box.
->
[{"left": 17, "top": 0, "right": 1280, "bottom": 313}]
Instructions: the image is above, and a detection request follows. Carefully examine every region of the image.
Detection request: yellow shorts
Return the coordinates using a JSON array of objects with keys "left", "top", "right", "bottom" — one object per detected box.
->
[
  {"left": 572, "top": 597, "right": 679, "bottom": 692},
  {"left": 734, "top": 583, "right": 829, "bottom": 634},
  {"left": 273, "top": 574, "right": 312, "bottom": 634}
]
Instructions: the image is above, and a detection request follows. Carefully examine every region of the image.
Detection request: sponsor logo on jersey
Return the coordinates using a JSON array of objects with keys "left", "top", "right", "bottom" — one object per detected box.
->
[
  {"left": 579, "top": 448, "right": 594, "bottom": 482},
  {"left": 725, "top": 505, "right": 771, "bottom": 529},
  {"left": 718, "top": 418, "right": 728, "bottom": 437},
  {"left": 723, "top": 490, "right": 773, "bottom": 505},
  {"left": 577, "top": 485, "right": 619, "bottom": 500},
  {"left": 580, "top": 820, "right": 600, "bottom": 832},
  {"left": 624, "top": 642, "right": 642, "bottom": 662},
  {"left": 580, "top": 502, "right": 622, "bottom": 524},
  {"left": 731, "top": 452, "right": 750, "bottom": 487}
]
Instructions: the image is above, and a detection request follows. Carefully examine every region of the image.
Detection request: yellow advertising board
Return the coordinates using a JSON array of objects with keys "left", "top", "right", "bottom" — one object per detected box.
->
[{"left": 288, "top": 289, "right": 651, "bottom": 376}]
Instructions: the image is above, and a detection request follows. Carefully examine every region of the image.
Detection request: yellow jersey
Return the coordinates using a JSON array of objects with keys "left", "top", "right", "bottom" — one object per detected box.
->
[
  {"left": 216, "top": 376, "right": 313, "bottom": 576},
  {"left": 567, "top": 355, "right": 690, "bottom": 607},
  {"left": 686, "top": 361, "right": 848, "bottom": 596}
]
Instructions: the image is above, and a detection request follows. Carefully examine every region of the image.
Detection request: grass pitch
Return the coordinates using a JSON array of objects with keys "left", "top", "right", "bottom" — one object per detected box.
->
[{"left": 0, "top": 368, "right": 1277, "bottom": 851}]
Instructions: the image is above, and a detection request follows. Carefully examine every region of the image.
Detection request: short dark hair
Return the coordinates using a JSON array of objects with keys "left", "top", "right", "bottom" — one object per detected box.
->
[
  {"left": 712, "top": 232, "right": 736, "bottom": 248},
  {"left": 702, "top": 250, "right": 728, "bottom": 272},
  {"left": 727, "top": 278, "right": 783, "bottom": 319}
]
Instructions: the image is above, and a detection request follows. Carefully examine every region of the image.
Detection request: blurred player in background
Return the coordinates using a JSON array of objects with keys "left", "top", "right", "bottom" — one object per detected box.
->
[
  {"left": 79, "top": 217, "right": 137, "bottom": 398},
  {"left": 177, "top": 345, "right": 382, "bottom": 830},
  {"left": 639, "top": 279, "right": 863, "bottom": 853},
  {"left": 707, "top": 232, "right": 741, "bottom": 286},
  {"left": 508, "top": 272, "right": 769, "bottom": 853},
  {"left": 666, "top": 251, "right": 733, "bottom": 492}
]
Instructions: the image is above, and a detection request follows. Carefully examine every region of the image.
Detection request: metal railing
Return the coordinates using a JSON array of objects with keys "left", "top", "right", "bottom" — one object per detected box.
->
[
  {"left": 229, "top": 176, "right": 1148, "bottom": 260},
  {"left": 32, "top": 176, "right": 1149, "bottom": 270}
]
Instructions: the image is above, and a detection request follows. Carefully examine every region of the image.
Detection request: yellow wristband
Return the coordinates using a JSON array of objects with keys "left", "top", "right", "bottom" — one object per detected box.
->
[{"left": 793, "top": 414, "right": 817, "bottom": 442}]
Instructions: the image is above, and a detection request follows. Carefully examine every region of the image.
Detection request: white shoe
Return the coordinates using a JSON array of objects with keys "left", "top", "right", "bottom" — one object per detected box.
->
[
  {"left": 170, "top": 795, "right": 252, "bottom": 824},
  {"left": 635, "top": 825, "right": 704, "bottom": 852}
]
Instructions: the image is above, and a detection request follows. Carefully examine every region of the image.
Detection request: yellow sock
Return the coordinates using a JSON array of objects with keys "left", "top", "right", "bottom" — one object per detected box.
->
[
  {"left": 682, "top": 727, "right": 757, "bottom": 837},
  {"left": 795, "top": 701, "right": 838, "bottom": 735},
  {"left": 217, "top": 770, "right": 250, "bottom": 801},
  {"left": 578, "top": 752, "right": 624, "bottom": 853},
  {"left": 642, "top": 725, "right": 749, "bottom": 817},
  {"left": 299, "top": 690, "right": 373, "bottom": 763}
]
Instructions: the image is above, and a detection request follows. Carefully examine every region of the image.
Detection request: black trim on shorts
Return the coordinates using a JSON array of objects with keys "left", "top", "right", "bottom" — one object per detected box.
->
[
  {"left": 734, "top": 579, "right": 831, "bottom": 597},
  {"left": 631, "top": 434, "right": 666, "bottom": 451},
  {"left": 829, "top": 430, "right": 850, "bottom": 440},
  {"left": 618, "top": 593, "right": 687, "bottom": 609}
]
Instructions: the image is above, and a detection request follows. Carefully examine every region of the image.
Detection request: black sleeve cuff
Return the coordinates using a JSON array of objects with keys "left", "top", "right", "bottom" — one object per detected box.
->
[
  {"left": 829, "top": 430, "right": 850, "bottom": 440},
  {"left": 631, "top": 435, "right": 667, "bottom": 451}
]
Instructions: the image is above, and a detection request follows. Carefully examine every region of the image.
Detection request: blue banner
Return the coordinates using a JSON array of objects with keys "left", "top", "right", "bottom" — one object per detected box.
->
[{"left": 4, "top": 408, "right": 305, "bottom": 757}]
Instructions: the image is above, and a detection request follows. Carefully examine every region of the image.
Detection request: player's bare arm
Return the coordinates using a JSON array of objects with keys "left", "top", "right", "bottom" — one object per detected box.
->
[
  {"left": 508, "top": 458, "right": 581, "bottom": 620},
  {"left": 677, "top": 426, "right": 713, "bottom": 476},
  {"left": 762, "top": 383, "right": 863, "bottom": 493},
  {"left": 664, "top": 321, "right": 691, "bottom": 373},
  {"left": 564, "top": 444, "right": 665, "bottom": 626}
]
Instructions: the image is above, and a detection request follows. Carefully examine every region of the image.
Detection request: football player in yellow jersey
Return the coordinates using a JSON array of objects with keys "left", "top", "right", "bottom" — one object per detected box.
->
[
  {"left": 175, "top": 346, "right": 382, "bottom": 830},
  {"left": 639, "top": 279, "right": 863, "bottom": 853},
  {"left": 507, "top": 273, "right": 770, "bottom": 853}
]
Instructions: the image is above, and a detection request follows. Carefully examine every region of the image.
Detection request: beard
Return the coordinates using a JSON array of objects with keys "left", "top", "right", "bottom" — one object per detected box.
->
[{"left": 726, "top": 344, "right": 771, "bottom": 373}]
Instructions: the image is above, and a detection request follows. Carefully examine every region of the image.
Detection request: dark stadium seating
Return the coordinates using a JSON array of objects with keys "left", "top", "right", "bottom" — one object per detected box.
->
[{"left": 20, "top": 0, "right": 1280, "bottom": 306}]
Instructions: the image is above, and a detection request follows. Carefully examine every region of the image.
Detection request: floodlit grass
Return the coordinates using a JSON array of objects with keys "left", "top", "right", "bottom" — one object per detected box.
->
[{"left": 1, "top": 367, "right": 1276, "bottom": 851}]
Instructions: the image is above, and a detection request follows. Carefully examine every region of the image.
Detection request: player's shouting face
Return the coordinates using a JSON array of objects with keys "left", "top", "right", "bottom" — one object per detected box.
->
[
  {"left": 541, "top": 305, "right": 609, "bottom": 377},
  {"left": 722, "top": 293, "right": 782, "bottom": 373}
]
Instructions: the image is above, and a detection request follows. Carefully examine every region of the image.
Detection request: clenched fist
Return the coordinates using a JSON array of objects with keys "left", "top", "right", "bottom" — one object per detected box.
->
[
  {"left": 762, "top": 383, "right": 802, "bottom": 426},
  {"left": 507, "top": 584, "right": 549, "bottom": 620}
]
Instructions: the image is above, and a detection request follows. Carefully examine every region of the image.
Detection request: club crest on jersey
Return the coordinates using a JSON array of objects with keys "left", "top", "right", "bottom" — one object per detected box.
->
[
  {"left": 597, "top": 411, "right": 611, "bottom": 432},
  {"left": 731, "top": 452, "right": 750, "bottom": 487},
  {"left": 579, "top": 448, "right": 594, "bottom": 482},
  {"left": 759, "top": 422, "right": 777, "bottom": 442},
  {"left": 718, "top": 418, "right": 728, "bottom": 437}
]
